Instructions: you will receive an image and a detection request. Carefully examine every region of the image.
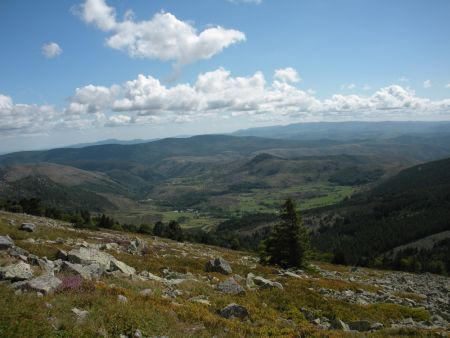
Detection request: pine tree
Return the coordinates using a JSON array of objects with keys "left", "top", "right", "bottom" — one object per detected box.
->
[
  {"left": 261, "top": 198, "right": 309, "bottom": 268},
  {"left": 153, "top": 221, "right": 165, "bottom": 237}
]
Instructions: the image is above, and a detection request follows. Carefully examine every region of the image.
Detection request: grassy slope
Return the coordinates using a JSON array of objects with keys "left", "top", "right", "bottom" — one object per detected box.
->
[{"left": 0, "top": 211, "right": 438, "bottom": 337}]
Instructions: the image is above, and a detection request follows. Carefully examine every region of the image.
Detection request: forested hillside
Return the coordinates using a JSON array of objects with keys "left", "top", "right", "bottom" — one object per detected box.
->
[{"left": 311, "top": 157, "right": 450, "bottom": 274}]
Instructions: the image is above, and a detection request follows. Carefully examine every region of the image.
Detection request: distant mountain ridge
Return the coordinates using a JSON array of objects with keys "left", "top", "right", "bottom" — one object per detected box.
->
[
  {"left": 233, "top": 121, "right": 450, "bottom": 140},
  {"left": 65, "top": 138, "right": 158, "bottom": 148}
]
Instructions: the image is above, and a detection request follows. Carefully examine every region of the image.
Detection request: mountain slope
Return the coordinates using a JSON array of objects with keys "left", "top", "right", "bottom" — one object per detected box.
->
[
  {"left": 311, "top": 157, "right": 450, "bottom": 272},
  {"left": 0, "top": 163, "right": 126, "bottom": 211}
]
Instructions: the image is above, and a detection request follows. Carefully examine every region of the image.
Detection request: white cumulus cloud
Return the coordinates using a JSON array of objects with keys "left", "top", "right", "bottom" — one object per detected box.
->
[
  {"left": 274, "top": 67, "right": 301, "bottom": 83},
  {"left": 41, "top": 42, "right": 63, "bottom": 58},
  {"left": 2, "top": 68, "right": 450, "bottom": 136},
  {"left": 75, "top": 0, "right": 246, "bottom": 64}
]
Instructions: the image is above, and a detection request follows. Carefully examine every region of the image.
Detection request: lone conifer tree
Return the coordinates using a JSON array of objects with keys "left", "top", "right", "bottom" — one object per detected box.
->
[{"left": 260, "top": 198, "right": 309, "bottom": 268}]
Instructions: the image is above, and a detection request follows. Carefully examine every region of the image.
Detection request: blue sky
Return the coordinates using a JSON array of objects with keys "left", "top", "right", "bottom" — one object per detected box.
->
[{"left": 1, "top": 0, "right": 450, "bottom": 152}]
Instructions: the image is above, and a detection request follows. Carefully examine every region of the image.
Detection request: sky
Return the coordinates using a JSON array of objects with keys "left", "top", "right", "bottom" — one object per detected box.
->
[{"left": 1, "top": 0, "right": 450, "bottom": 153}]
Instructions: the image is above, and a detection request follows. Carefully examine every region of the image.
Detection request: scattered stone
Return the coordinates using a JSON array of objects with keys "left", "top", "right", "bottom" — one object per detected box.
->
[
  {"left": 37, "top": 258, "right": 55, "bottom": 275},
  {"left": 219, "top": 303, "right": 249, "bottom": 319},
  {"left": 205, "top": 257, "right": 232, "bottom": 275},
  {"left": 110, "top": 259, "right": 136, "bottom": 276},
  {"left": 348, "top": 320, "right": 373, "bottom": 332},
  {"left": 233, "top": 274, "right": 246, "bottom": 283},
  {"left": 189, "top": 295, "right": 211, "bottom": 306},
  {"left": 67, "top": 247, "right": 113, "bottom": 269},
  {"left": 129, "top": 238, "right": 147, "bottom": 254},
  {"left": 164, "top": 289, "right": 183, "bottom": 298},
  {"left": 0, "top": 262, "right": 33, "bottom": 281},
  {"left": 0, "top": 235, "right": 14, "bottom": 250},
  {"left": 253, "top": 276, "right": 283, "bottom": 290},
  {"left": 139, "top": 288, "right": 153, "bottom": 296},
  {"left": 17, "top": 274, "right": 62, "bottom": 294},
  {"left": 134, "top": 329, "right": 143, "bottom": 338},
  {"left": 216, "top": 277, "right": 245, "bottom": 295},
  {"left": 62, "top": 261, "right": 103, "bottom": 280},
  {"left": 117, "top": 295, "right": 128, "bottom": 303},
  {"left": 370, "top": 322, "right": 384, "bottom": 330},
  {"left": 246, "top": 273, "right": 256, "bottom": 289},
  {"left": 300, "top": 308, "right": 316, "bottom": 322},
  {"left": 139, "top": 271, "right": 164, "bottom": 282},
  {"left": 331, "top": 318, "right": 350, "bottom": 331},
  {"left": 20, "top": 223, "right": 36, "bottom": 232},
  {"left": 72, "top": 308, "right": 89, "bottom": 323},
  {"left": 8, "top": 246, "right": 29, "bottom": 258},
  {"left": 56, "top": 249, "right": 68, "bottom": 261},
  {"left": 67, "top": 247, "right": 135, "bottom": 276},
  {"left": 282, "top": 271, "right": 303, "bottom": 279}
]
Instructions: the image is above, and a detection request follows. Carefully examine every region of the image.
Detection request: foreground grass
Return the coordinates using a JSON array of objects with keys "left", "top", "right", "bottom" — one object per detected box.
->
[{"left": 0, "top": 212, "right": 441, "bottom": 337}]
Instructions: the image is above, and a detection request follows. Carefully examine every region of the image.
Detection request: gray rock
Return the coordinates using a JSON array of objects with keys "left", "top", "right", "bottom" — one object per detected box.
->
[
  {"left": 110, "top": 259, "right": 136, "bottom": 276},
  {"left": 134, "top": 329, "right": 143, "bottom": 338},
  {"left": 68, "top": 247, "right": 135, "bottom": 276},
  {"left": 189, "top": 295, "right": 211, "bottom": 306},
  {"left": 56, "top": 249, "right": 68, "bottom": 261},
  {"left": 27, "top": 254, "right": 40, "bottom": 266},
  {"left": 370, "top": 322, "right": 384, "bottom": 330},
  {"left": 205, "top": 257, "right": 232, "bottom": 275},
  {"left": 253, "top": 276, "right": 283, "bottom": 290},
  {"left": 300, "top": 308, "right": 316, "bottom": 322},
  {"left": 72, "top": 308, "right": 89, "bottom": 323},
  {"left": 0, "top": 235, "right": 14, "bottom": 250},
  {"left": 331, "top": 318, "right": 350, "bottom": 331},
  {"left": 118, "top": 295, "right": 128, "bottom": 303},
  {"left": 246, "top": 273, "right": 256, "bottom": 289},
  {"left": 67, "top": 247, "right": 113, "bottom": 269},
  {"left": 216, "top": 278, "right": 245, "bottom": 295},
  {"left": 348, "top": 320, "right": 373, "bottom": 331},
  {"left": 19, "top": 274, "right": 62, "bottom": 294},
  {"left": 139, "top": 288, "right": 153, "bottom": 296},
  {"left": 62, "top": 261, "right": 103, "bottom": 280},
  {"left": 37, "top": 258, "right": 55, "bottom": 274},
  {"left": 0, "top": 262, "right": 33, "bottom": 281},
  {"left": 219, "top": 303, "right": 249, "bottom": 319},
  {"left": 163, "top": 268, "right": 195, "bottom": 281},
  {"left": 129, "top": 238, "right": 147, "bottom": 254},
  {"left": 20, "top": 223, "right": 36, "bottom": 232},
  {"left": 8, "top": 246, "right": 29, "bottom": 258},
  {"left": 164, "top": 289, "right": 183, "bottom": 298}
]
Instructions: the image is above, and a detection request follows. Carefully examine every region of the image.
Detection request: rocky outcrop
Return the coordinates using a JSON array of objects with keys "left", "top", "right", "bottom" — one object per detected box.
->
[
  {"left": 0, "top": 262, "right": 33, "bottom": 281},
  {"left": 15, "top": 274, "right": 62, "bottom": 294},
  {"left": 219, "top": 303, "right": 249, "bottom": 319},
  {"left": 205, "top": 257, "right": 232, "bottom": 275},
  {"left": 110, "top": 259, "right": 136, "bottom": 276},
  {"left": 67, "top": 247, "right": 135, "bottom": 276},
  {"left": 72, "top": 308, "right": 89, "bottom": 323},
  {"left": 67, "top": 247, "right": 114, "bottom": 269},
  {"left": 0, "top": 235, "right": 14, "bottom": 250},
  {"left": 20, "top": 223, "right": 36, "bottom": 232},
  {"left": 216, "top": 277, "right": 245, "bottom": 295},
  {"left": 253, "top": 276, "right": 283, "bottom": 290},
  {"left": 62, "top": 261, "right": 103, "bottom": 280},
  {"left": 331, "top": 318, "right": 349, "bottom": 331}
]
